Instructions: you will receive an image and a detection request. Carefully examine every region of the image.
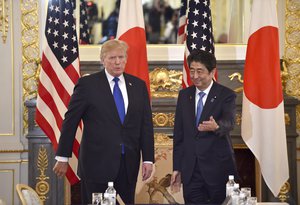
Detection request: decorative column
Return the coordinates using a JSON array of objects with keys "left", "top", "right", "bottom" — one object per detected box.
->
[{"left": 25, "top": 99, "right": 64, "bottom": 205}]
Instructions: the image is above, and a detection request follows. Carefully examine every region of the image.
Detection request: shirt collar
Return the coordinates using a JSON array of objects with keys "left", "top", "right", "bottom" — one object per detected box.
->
[
  {"left": 104, "top": 69, "right": 125, "bottom": 83},
  {"left": 195, "top": 80, "right": 214, "bottom": 96}
]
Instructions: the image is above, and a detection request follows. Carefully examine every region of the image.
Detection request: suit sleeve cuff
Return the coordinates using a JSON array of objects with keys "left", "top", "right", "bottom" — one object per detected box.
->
[{"left": 55, "top": 156, "right": 69, "bottom": 162}]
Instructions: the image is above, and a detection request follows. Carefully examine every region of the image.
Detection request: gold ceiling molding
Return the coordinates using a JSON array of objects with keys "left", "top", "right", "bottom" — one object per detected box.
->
[
  {"left": 284, "top": 0, "right": 300, "bottom": 130},
  {"left": 0, "top": 0, "right": 9, "bottom": 43},
  {"left": 21, "top": 0, "right": 40, "bottom": 133}
]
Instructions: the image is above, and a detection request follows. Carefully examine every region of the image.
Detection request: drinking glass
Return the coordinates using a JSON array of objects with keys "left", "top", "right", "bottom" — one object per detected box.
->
[
  {"left": 92, "top": 193, "right": 102, "bottom": 205},
  {"left": 241, "top": 187, "right": 251, "bottom": 198},
  {"left": 246, "top": 196, "right": 257, "bottom": 205}
]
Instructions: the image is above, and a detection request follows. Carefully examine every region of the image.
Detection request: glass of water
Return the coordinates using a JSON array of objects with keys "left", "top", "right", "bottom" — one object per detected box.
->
[
  {"left": 92, "top": 193, "right": 102, "bottom": 205},
  {"left": 241, "top": 187, "right": 251, "bottom": 198},
  {"left": 246, "top": 196, "right": 257, "bottom": 205}
]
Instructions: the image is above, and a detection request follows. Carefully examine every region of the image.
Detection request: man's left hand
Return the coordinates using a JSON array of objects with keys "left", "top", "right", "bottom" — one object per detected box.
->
[{"left": 198, "top": 116, "right": 219, "bottom": 131}]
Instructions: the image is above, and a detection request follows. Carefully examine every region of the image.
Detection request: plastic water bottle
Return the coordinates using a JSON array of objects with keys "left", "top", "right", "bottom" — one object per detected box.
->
[
  {"left": 226, "top": 175, "right": 236, "bottom": 197},
  {"left": 105, "top": 182, "right": 116, "bottom": 205},
  {"left": 231, "top": 183, "right": 240, "bottom": 205}
]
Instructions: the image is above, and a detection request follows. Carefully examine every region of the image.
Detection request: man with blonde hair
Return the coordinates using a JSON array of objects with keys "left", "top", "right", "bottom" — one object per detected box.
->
[{"left": 53, "top": 39, "right": 154, "bottom": 204}]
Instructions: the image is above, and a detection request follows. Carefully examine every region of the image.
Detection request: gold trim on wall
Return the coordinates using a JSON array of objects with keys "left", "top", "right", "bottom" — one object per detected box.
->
[
  {"left": 0, "top": 0, "right": 9, "bottom": 43},
  {"left": 35, "top": 146, "right": 50, "bottom": 203},
  {"left": 284, "top": 0, "right": 300, "bottom": 131},
  {"left": 154, "top": 133, "right": 173, "bottom": 147},
  {"left": 0, "top": 149, "right": 28, "bottom": 153},
  {"left": 21, "top": 0, "right": 40, "bottom": 134},
  {"left": 150, "top": 68, "right": 181, "bottom": 98},
  {"left": 153, "top": 113, "right": 175, "bottom": 127},
  {"left": 0, "top": 160, "right": 28, "bottom": 164}
]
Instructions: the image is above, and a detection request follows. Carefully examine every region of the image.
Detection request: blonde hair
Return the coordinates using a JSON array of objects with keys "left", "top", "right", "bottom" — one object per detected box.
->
[{"left": 100, "top": 39, "right": 128, "bottom": 61}]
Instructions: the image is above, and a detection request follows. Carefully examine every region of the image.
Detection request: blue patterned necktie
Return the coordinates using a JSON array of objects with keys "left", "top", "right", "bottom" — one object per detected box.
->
[
  {"left": 196, "top": 92, "right": 206, "bottom": 126},
  {"left": 113, "top": 77, "right": 125, "bottom": 124}
]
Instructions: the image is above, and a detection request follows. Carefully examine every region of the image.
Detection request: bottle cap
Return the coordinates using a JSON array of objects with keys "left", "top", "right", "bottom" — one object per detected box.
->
[
  {"left": 108, "top": 182, "right": 114, "bottom": 187},
  {"left": 229, "top": 175, "right": 234, "bottom": 180}
]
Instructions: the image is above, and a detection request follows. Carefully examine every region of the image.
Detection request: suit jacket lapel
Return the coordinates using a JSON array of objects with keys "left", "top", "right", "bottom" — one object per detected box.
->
[
  {"left": 123, "top": 74, "right": 134, "bottom": 125},
  {"left": 187, "top": 86, "right": 198, "bottom": 132},
  {"left": 99, "top": 71, "right": 122, "bottom": 124}
]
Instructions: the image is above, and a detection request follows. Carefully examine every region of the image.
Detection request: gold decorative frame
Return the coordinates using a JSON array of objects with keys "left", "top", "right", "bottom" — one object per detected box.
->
[
  {"left": 284, "top": 0, "right": 300, "bottom": 130},
  {"left": 150, "top": 68, "right": 181, "bottom": 98},
  {"left": 0, "top": 0, "right": 9, "bottom": 43},
  {"left": 36, "top": 146, "right": 49, "bottom": 203},
  {"left": 21, "top": 0, "right": 40, "bottom": 133}
]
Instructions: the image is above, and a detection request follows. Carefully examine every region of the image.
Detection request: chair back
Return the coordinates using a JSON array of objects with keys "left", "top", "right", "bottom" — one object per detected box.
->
[{"left": 16, "top": 184, "right": 43, "bottom": 205}]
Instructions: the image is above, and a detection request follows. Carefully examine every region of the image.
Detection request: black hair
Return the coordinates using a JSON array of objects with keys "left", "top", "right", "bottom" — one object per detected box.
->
[{"left": 187, "top": 50, "right": 216, "bottom": 73}]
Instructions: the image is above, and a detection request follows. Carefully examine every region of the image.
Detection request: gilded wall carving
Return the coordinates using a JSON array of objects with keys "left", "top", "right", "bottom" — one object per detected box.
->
[
  {"left": 0, "top": 0, "right": 9, "bottom": 43},
  {"left": 153, "top": 113, "right": 175, "bottom": 127},
  {"left": 21, "top": 0, "right": 40, "bottom": 133},
  {"left": 284, "top": 0, "right": 300, "bottom": 129},
  {"left": 36, "top": 146, "right": 49, "bottom": 203},
  {"left": 150, "top": 68, "right": 181, "bottom": 98}
]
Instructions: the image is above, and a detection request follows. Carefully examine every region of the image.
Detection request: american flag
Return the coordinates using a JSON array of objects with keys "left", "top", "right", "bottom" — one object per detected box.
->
[
  {"left": 177, "top": 0, "right": 187, "bottom": 44},
  {"left": 36, "top": 0, "right": 81, "bottom": 184},
  {"left": 181, "top": 0, "right": 215, "bottom": 88},
  {"left": 79, "top": 0, "right": 90, "bottom": 44}
]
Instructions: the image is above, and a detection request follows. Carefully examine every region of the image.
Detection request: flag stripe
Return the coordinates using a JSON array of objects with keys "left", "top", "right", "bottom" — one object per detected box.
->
[
  {"left": 65, "top": 59, "right": 81, "bottom": 84},
  {"left": 37, "top": 81, "right": 64, "bottom": 130},
  {"left": 37, "top": 96, "right": 62, "bottom": 143},
  {"left": 38, "top": 68, "right": 68, "bottom": 116},
  {"left": 36, "top": 109, "right": 59, "bottom": 148},
  {"left": 41, "top": 54, "right": 71, "bottom": 107}
]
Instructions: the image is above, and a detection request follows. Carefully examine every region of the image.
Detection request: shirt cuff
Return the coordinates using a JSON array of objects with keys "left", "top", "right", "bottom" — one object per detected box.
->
[
  {"left": 143, "top": 161, "right": 153, "bottom": 164},
  {"left": 55, "top": 156, "right": 69, "bottom": 162}
]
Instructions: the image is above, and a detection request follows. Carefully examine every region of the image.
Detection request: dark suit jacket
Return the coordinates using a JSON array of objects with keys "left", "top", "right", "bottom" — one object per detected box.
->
[
  {"left": 56, "top": 70, "right": 154, "bottom": 183},
  {"left": 173, "top": 81, "right": 238, "bottom": 185}
]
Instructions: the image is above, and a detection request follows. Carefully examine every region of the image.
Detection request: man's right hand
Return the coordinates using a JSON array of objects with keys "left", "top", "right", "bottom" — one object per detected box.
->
[
  {"left": 53, "top": 161, "right": 68, "bottom": 178},
  {"left": 170, "top": 171, "right": 182, "bottom": 193}
]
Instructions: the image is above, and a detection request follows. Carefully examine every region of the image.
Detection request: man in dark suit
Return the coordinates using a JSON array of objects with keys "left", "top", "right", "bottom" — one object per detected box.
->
[
  {"left": 53, "top": 39, "right": 154, "bottom": 204},
  {"left": 171, "top": 50, "right": 238, "bottom": 204}
]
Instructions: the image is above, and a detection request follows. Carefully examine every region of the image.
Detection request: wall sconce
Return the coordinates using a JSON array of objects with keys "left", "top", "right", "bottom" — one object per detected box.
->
[{"left": 0, "top": 0, "right": 9, "bottom": 43}]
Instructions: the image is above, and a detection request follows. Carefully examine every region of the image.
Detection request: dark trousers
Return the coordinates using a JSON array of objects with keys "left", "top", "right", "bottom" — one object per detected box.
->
[
  {"left": 81, "top": 155, "right": 136, "bottom": 204},
  {"left": 183, "top": 158, "right": 225, "bottom": 204}
]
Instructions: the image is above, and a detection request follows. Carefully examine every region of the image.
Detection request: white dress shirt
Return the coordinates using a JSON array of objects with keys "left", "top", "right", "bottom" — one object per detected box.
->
[{"left": 195, "top": 80, "right": 214, "bottom": 115}]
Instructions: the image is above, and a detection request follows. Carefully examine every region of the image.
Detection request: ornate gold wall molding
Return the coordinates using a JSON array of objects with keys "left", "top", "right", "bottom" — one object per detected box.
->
[
  {"left": 21, "top": 0, "right": 40, "bottom": 133},
  {"left": 154, "top": 133, "right": 172, "bottom": 147},
  {"left": 284, "top": 1, "right": 300, "bottom": 130},
  {"left": 0, "top": 0, "right": 9, "bottom": 43},
  {"left": 153, "top": 113, "right": 174, "bottom": 127},
  {"left": 150, "top": 68, "right": 181, "bottom": 98},
  {"left": 36, "top": 146, "right": 49, "bottom": 203}
]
